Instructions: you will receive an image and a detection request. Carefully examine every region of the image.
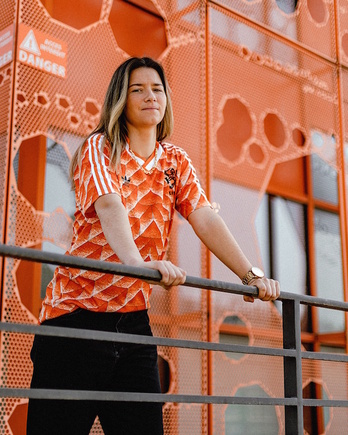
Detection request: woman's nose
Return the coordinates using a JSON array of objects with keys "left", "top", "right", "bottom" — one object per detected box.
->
[{"left": 145, "top": 89, "right": 156, "bottom": 101}]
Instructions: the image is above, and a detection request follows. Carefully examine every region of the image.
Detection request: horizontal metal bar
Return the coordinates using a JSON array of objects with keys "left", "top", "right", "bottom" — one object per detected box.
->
[
  {"left": 6, "top": 320, "right": 348, "bottom": 364},
  {"left": 0, "top": 321, "right": 295, "bottom": 358},
  {"left": 1, "top": 244, "right": 348, "bottom": 311},
  {"left": 0, "top": 387, "right": 297, "bottom": 406},
  {"left": 0, "top": 243, "right": 259, "bottom": 296},
  {"left": 302, "top": 351, "right": 348, "bottom": 363},
  {"left": 283, "top": 291, "right": 348, "bottom": 311},
  {"left": 303, "top": 398, "right": 348, "bottom": 408},
  {"left": 1, "top": 390, "right": 347, "bottom": 407},
  {"left": 2, "top": 387, "right": 347, "bottom": 407}
]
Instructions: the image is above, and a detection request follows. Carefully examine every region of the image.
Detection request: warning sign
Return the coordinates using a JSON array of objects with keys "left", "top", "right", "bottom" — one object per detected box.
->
[
  {"left": 17, "top": 23, "right": 67, "bottom": 79},
  {"left": 0, "top": 24, "right": 14, "bottom": 69}
]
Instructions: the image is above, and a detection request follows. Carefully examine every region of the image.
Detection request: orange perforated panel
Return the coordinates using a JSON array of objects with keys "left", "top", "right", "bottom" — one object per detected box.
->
[
  {"left": 0, "top": 0, "right": 15, "bottom": 243},
  {"left": 214, "top": 0, "right": 337, "bottom": 60},
  {"left": 1, "top": 1, "right": 209, "bottom": 434},
  {"left": 0, "top": 0, "right": 16, "bottom": 429},
  {"left": 208, "top": 2, "right": 346, "bottom": 434},
  {"left": 2, "top": 0, "right": 348, "bottom": 434}
]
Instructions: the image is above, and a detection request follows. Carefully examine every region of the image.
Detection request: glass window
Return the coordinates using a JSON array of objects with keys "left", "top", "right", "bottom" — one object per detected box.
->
[
  {"left": 210, "top": 8, "right": 264, "bottom": 50},
  {"left": 311, "top": 130, "right": 338, "bottom": 205},
  {"left": 272, "top": 197, "right": 308, "bottom": 326},
  {"left": 314, "top": 209, "right": 344, "bottom": 332},
  {"left": 254, "top": 195, "right": 271, "bottom": 278},
  {"left": 311, "top": 153, "right": 338, "bottom": 205},
  {"left": 44, "top": 138, "right": 75, "bottom": 218},
  {"left": 255, "top": 195, "right": 309, "bottom": 329}
]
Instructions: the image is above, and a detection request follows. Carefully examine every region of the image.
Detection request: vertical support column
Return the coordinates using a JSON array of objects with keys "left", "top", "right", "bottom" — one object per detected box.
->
[
  {"left": 283, "top": 298, "right": 303, "bottom": 434},
  {"left": 205, "top": 3, "right": 213, "bottom": 434}
]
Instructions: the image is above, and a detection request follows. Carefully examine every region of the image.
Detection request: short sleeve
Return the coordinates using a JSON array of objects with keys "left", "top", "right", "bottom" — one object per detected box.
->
[
  {"left": 175, "top": 151, "right": 211, "bottom": 219},
  {"left": 75, "top": 134, "right": 120, "bottom": 218}
]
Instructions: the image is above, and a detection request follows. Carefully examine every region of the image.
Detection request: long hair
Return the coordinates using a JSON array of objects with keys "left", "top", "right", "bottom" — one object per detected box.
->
[{"left": 69, "top": 57, "right": 174, "bottom": 186}]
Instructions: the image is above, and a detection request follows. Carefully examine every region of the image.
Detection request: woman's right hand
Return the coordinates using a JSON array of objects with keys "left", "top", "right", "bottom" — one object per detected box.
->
[
  {"left": 95, "top": 195, "right": 186, "bottom": 290},
  {"left": 133, "top": 259, "right": 187, "bottom": 290}
]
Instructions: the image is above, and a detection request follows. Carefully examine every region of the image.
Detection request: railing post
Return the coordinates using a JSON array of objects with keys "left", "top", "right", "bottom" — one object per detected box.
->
[{"left": 282, "top": 298, "right": 303, "bottom": 434}]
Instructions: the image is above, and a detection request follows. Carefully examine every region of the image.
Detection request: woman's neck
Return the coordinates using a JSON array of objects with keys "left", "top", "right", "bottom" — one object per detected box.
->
[{"left": 127, "top": 129, "right": 157, "bottom": 159}]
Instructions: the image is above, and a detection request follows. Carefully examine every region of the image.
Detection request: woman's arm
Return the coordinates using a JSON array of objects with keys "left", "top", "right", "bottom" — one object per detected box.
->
[
  {"left": 188, "top": 206, "right": 280, "bottom": 302},
  {"left": 94, "top": 193, "right": 186, "bottom": 288}
]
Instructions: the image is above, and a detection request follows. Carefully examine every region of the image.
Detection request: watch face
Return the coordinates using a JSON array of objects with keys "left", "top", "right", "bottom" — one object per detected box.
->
[{"left": 251, "top": 267, "right": 264, "bottom": 278}]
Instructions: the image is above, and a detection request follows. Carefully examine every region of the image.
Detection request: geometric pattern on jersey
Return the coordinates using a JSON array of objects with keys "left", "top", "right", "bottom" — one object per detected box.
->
[{"left": 39, "top": 133, "right": 211, "bottom": 323}]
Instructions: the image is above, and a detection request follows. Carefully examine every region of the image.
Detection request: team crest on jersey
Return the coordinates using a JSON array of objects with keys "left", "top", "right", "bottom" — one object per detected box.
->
[{"left": 164, "top": 168, "right": 177, "bottom": 194}]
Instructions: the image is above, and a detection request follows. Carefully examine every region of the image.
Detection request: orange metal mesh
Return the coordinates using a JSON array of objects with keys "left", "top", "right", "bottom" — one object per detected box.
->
[
  {"left": 1, "top": 0, "right": 348, "bottom": 434},
  {"left": 208, "top": 2, "right": 344, "bottom": 434},
  {"left": 0, "top": 0, "right": 15, "bottom": 244},
  {"left": 0, "top": 0, "right": 16, "bottom": 430},
  {"left": 2, "top": 0, "right": 209, "bottom": 433},
  {"left": 213, "top": 0, "right": 337, "bottom": 61}
]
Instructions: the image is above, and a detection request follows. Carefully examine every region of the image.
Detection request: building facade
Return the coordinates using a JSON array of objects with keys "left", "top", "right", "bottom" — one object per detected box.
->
[{"left": 1, "top": 0, "right": 348, "bottom": 433}]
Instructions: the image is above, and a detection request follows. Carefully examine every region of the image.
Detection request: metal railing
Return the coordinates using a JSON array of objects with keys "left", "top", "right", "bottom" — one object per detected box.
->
[{"left": 1, "top": 243, "right": 348, "bottom": 434}]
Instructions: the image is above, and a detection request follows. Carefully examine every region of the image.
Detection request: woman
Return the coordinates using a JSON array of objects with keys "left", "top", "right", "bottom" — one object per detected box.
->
[{"left": 27, "top": 57, "right": 280, "bottom": 435}]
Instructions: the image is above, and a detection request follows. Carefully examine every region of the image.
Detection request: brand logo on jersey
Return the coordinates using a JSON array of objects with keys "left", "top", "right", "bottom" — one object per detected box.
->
[
  {"left": 164, "top": 168, "right": 177, "bottom": 194},
  {"left": 122, "top": 175, "right": 131, "bottom": 184}
]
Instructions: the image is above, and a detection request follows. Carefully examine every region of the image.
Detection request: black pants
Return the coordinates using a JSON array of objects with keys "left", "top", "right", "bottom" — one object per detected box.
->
[{"left": 27, "top": 309, "right": 163, "bottom": 435}]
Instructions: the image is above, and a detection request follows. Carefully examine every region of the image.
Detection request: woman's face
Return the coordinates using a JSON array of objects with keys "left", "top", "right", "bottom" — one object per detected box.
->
[{"left": 124, "top": 67, "right": 167, "bottom": 131}]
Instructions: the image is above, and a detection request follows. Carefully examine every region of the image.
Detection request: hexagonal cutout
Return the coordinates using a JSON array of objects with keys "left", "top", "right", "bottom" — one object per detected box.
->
[
  {"left": 275, "top": 0, "right": 298, "bottom": 14},
  {"left": 40, "top": 0, "right": 103, "bottom": 30},
  {"left": 263, "top": 112, "right": 286, "bottom": 149},
  {"left": 248, "top": 142, "right": 266, "bottom": 165},
  {"left": 13, "top": 135, "right": 75, "bottom": 215},
  {"left": 17, "top": 91, "right": 28, "bottom": 105},
  {"left": 216, "top": 97, "right": 253, "bottom": 162},
  {"left": 303, "top": 381, "right": 331, "bottom": 434},
  {"left": 158, "top": 354, "right": 172, "bottom": 394},
  {"left": 84, "top": 98, "right": 100, "bottom": 117},
  {"left": 225, "top": 384, "right": 279, "bottom": 432},
  {"left": 69, "top": 112, "right": 81, "bottom": 128},
  {"left": 219, "top": 315, "right": 250, "bottom": 361},
  {"left": 307, "top": 0, "right": 328, "bottom": 25},
  {"left": 56, "top": 94, "right": 73, "bottom": 111},
  {"left": 342, "top": 32, "right": 348, "bottom": 59},
  {"left": 13, "top": 135, "right": 75, "bottom": 318},
  {"left": 109, "top": 0, "right": 168, "bottom": 58},
  {"left": 34, "top": 91, "right": 50, "bottom": 108},
  {"left": 292, "top": 127, "right": 306, "bottom": 147},
  {"left": 8, "top": 402, "right": 28, "bottom": 435}
]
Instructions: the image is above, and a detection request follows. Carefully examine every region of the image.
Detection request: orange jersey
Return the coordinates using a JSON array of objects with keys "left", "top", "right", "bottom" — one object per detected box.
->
[{"left": 39, "top": 133, "right": 211, "bottom": 322}]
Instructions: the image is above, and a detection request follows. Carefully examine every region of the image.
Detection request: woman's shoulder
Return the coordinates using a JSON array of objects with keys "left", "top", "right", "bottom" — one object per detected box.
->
[
  {"left": 160, "top": 141, "right": 188, "bottom": 158},
  {"left": 85, "top": 132, "right": 106, "bottom": 147},
  {"left": 81, "top": 132, "right": 112, "bottom": 155}
]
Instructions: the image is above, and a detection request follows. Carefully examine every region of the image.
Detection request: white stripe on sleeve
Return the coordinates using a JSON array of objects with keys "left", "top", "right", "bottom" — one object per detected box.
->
[{"left": 88, "top": 135, "right": 114, "bottom": 195}]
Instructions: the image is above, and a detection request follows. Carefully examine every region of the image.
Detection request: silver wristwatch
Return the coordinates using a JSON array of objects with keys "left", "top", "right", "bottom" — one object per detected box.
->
[{"left": 242, "top": 267, "right": 264, "bottom": 285}]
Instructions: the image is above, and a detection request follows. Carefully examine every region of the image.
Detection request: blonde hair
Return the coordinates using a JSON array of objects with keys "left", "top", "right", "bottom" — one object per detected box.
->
[{"left": 69, "top": 57, "right": 174, "bottom": 187}]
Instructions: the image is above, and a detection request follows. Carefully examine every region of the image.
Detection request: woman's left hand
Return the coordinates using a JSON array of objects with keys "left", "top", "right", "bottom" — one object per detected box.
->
[{"left": 243, "top": 277, "right": 280, "bottom": 303}]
